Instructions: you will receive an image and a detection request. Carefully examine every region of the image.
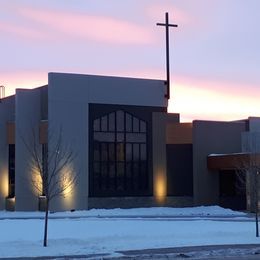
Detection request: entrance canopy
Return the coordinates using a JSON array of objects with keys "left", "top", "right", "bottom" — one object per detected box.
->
[{"left": 207, "top": 153, "right": 260, "bottom": 170}]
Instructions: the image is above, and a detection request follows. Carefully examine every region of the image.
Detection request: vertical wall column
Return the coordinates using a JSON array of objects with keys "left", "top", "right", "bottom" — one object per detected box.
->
[
  {"left": 15, "top": 89, "right": 42, "bottom": 211},
  {"left": 152, "top": 112, "right": 167, "bottom": 204},
  {"left": 0, "top": 97, "right": 15, "bottom": 210}
]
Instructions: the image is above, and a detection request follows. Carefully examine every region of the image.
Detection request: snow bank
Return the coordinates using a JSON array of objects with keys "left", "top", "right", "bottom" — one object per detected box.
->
[{"left": 0, "top": 206, "right": 246, "bottom": 219}]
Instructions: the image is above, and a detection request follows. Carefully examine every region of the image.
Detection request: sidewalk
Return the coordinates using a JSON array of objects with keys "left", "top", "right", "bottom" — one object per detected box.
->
[
  {"left": 114, "top": 244, "right": 260, "bottom": 259},
  {"left": 1, "top": 244, "right": 260, "bottom": 259}
]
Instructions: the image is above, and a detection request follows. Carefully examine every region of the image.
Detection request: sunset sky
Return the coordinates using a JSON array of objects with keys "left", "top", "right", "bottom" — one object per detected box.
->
[{"left": 1, "top": 0, "right": 260, "bottom": 122}]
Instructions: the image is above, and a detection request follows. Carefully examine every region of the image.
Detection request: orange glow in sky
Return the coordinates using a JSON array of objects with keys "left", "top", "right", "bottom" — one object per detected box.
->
[
  {"left": 3, "top": 71, "right": 260, "bottom": 123},
  {"left": 168, "top": 78, "right": 260, "bottom": 122}
]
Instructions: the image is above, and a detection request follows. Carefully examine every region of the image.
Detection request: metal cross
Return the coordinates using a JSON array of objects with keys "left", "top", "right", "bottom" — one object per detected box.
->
[{"left": 157, "top": 12, "right": 178, "bottom": 99}]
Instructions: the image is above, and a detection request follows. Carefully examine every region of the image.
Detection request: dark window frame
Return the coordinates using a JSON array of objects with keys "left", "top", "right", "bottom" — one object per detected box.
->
[
  {"left": 90, "top": 110, "right": 149, "bottom": 197},
  {"left": 8, "top": 144, "right": 15, "bottom": 198}
]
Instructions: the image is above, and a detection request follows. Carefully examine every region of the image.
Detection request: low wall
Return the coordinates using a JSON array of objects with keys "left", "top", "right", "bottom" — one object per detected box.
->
[{"left": 88, "top": 196, "right": 194, "bottom": 209}]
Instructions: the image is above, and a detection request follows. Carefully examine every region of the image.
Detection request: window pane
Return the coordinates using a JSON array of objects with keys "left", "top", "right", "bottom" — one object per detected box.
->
[
  {"left": 101, "top": 143, "right": 108, "bottom": 161},
  {"left": 133, "top": 117, "right": 139, "bottom": 132},
  {"left": 109, "top": 162, "right": 115, "bottom": 190},
  {"left": 108, "top": 112, "right": 115, "bottom": 132},
  {"left": 93, "top": 162, "right": 100, "bottom": 190},
  {"left": 92, "top": 110, "right": 149, "bottom": 196},
  {"left": 126, "top": 113, "right": 132, "bottom": 132},
  {"left": 94, "top": 162, "right": 100, "bottom": 174},
  {"left": 126, "top": 162, "right": 132, "bottom": 190},
  {"left": 126, "top": 143, "right": 132, "bottom": 161},
  {"left": 140, "top": 144, "right": 146, "bottom": 160},
  {"left": 93, "top": 118, "right": 100, "bottom": 131},
  {"left": 140, "top": 121, "right": 146, "bottom": 133},
  {"left": 133, "top": 144, "right": 139, "bottom": 161},
  {"left": 133, "top": 162, "right": 139, "bottom": 190},
  {"left": 117, "top": 143, "right": 124, "bottom": 161},
  {"left": 94, "top": 148, "right": 100, "bottom": 161},
  {"left": 108, "top": 143, "right": 115, "bottom": 161},
  {"left": 94, "top": 132, "right": 115, "bottom": 142},
  {"left": 117, "top": 133, "right": 124, "bottom": 142},
  {"left": 101, "top": 162, "right": 108, "bottom": 190},
  {"left": 140, "top": 162, "right": 148, "bottom": 189},
  {"left": 117, "top": 110, "right": 124, "bottom": 132},
  {"left": 126, "top": 133, "right": 146, "bottom": 143},
  {"left": 109, "top": 162, "right": 115, "bottom": 178},
  {"left": 117, "top": 162, "right": 124, "bottom": 191},
  {"left": 101, "top": 116, "right": 108, "bottom": 131}
]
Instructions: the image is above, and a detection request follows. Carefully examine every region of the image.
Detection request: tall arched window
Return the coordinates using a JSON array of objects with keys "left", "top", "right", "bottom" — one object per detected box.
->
[{"left": 90, "top": 110, "right": 148, "bottom": 196}]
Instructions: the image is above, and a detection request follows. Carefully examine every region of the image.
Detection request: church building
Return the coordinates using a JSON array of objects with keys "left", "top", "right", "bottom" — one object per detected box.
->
[{"left": 0, "top": 72, "right": 259, "bottom": 212}]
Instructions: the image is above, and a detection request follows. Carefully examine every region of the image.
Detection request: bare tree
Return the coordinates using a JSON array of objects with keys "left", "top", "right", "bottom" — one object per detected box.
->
[
  {"left": 236, "top": 132, "right": 260, "bottom": 237},
  {"left": 21, "top": 126, "right": 77, "bottom": 247}
]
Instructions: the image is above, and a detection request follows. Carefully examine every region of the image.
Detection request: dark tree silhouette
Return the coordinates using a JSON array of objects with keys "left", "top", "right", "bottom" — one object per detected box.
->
[
  {"left": 236, "top": 133, "right": 260, "bottom": 237},
  {"left": 21, "top": 127, "right": 77, "bottom": 247}
]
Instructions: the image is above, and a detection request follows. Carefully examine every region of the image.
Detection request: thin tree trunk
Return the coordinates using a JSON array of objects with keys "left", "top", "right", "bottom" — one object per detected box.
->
[
  {"left": 256, "top": 210, "right": 259, "bottom": 237},
  {"left": 254, "top": 172, "right": 259, "bottom": 237},
  {"left": 256, "top": 175, "right": 259, "bottom": 237},
  {"left": 43, "top": 199, "right": 49, "bottom": 247}
]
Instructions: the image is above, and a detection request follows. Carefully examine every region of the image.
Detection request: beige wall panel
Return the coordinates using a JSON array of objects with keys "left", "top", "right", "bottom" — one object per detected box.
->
[
  {"left": 7, "top": 122, "right": 15, "bottom": 144},
  {"left": 166, "top": 123, "right": 192, "bottom": 144},
  {"left": 39, "top": 121, "right": 48, "bottom": 144}
]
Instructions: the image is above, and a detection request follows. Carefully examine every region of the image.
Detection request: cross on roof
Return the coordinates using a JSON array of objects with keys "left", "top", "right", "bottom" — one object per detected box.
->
[{"left": 157, "top": 12, "right": 178, "bottom": 99}]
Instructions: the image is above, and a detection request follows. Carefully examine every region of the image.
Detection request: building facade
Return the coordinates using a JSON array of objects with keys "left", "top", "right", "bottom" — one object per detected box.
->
[{"left": 0, "top": 72, "right": 259, "bottom": 211}]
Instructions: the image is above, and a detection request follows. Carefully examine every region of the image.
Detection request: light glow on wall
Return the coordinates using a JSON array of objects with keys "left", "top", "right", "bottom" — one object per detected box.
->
[
  {"left": 31, "top": 169, "right": 43, "bottom": 196},
  {"left": 154, "top": 172, "right": 167, "bottom": 203},
  {"left": 0, "top": 171, "right": 9, "bottom": 198},
  {"left": 59, "top": 165, "right": 76, "bottom": 210}
]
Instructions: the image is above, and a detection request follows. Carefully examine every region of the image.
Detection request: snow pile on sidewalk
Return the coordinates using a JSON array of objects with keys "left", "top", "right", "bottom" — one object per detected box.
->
[
  {"left": 0, "top": 205, "right": 246, "bottom": 219},
  {"left": 83, "top": 205, "right": 246, "bottom": 217}
]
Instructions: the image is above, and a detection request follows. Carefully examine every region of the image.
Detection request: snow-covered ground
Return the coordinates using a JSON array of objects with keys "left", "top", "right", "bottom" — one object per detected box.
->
[
  {"left": 0, "top": 205, "right": 247, "bottom": 219},
  {"left": 0, "top": 206, "right": 258, "bottom": 258}
]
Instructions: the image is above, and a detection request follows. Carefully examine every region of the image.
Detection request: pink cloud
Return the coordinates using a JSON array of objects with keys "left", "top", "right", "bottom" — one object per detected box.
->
[
  {"left": 145, "top": 2, "right": 218, "bottom": 38},
  {"left": 17, "top": 7, "right": 155, "bottom": 45},
  {"left": 0, "top": 21, "right": 45, "bottom": 40}
]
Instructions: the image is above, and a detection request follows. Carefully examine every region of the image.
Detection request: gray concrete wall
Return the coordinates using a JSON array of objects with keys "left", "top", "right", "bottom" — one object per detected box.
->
[
  {"left": 48, "top": 72, "right": 166, "bottom": 211},
  {"left": 0, "top": 96, "right": 15, "bottom": 209},
  {"left": 15, "top": 89, "right": 42, "bottom": 211},
  {"left": 242, "top": 132, "right": 260, "bottom": 153},
  {"left": 193, "top": 120, "right": 246, "bottom": 206},
  {"left": 248, "top": 117, "right": 260, "bottom": 132},
  {"left": 152, "top": 112, "right": 167, "bottom": 204}
]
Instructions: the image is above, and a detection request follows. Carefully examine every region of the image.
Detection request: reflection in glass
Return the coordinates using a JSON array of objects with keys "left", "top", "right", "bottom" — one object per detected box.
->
[
  {"left": 117, "top": 110, "right": 124, "bottom": 131},
  {"left": 140, "top": 121, "right": 146, "bottom": 133},
  {"left": 133, "top": 117, "right": 139, "bottom": 132},
  {"left": 117, "top": 143, "right": 124, "bottom": 161},
  {"left": 109, "top": 112, "right": 115, "bottom": 132},
  {"left": 126, "top": 113, "right": 132, "bottom": 132},
  {"left": 140, "top": 144, "right": 146, "bottom": 160},
  {"left": 94, "top": 132, "right": 115, "bottom": 142},
  {"left": 126, "top": 143, "right": 132, "bottom": 161},
  {"left": 93, "top": 118, "right": 100, "bottom": 131},
  {"left": 101, "top": 116, "right": 108, "bottom": 131},
  {"left": 126, "top": 133, "right": 146, "bottom": 143}
]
